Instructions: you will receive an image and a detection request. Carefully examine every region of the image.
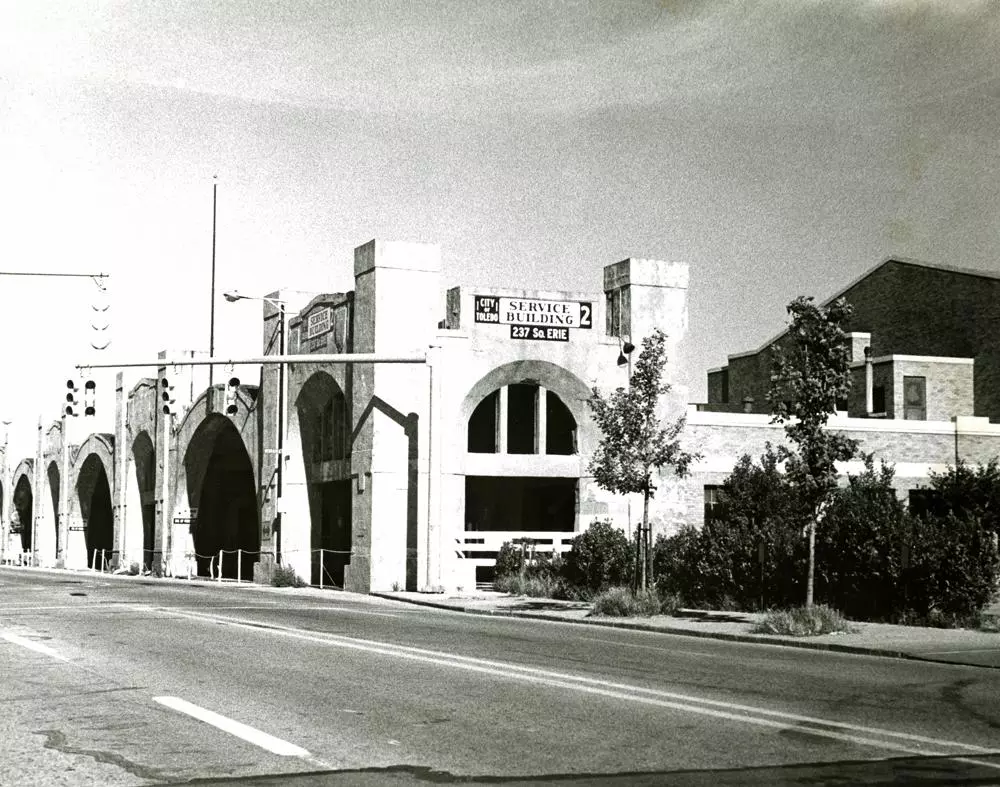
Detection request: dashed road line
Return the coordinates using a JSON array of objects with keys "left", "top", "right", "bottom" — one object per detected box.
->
[
  {"left": 153, "top": 696, "right": 312, "bottom": 758},
  {"left": 1, "top": 630, "right": 72, "bottom": 662}
]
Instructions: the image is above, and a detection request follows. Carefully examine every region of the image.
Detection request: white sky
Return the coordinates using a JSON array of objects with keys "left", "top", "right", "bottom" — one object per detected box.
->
[{"left": 1, "top": 0, "right": 998, "bottom": 460}]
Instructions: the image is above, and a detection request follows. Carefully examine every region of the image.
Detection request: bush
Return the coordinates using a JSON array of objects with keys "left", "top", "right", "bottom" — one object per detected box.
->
[
  {"left": 753, "top": 605, "right": 853, "bottom": 636},
  {"left": 655, "top": 447, "right": 807, "bottom": 611},
  {"left": 494, "top": 573, "right": 559, "bottom": 598},
  {"left": 494, "top": 542, "right": 525, "bottom": 579},
  {"left": 562, "top": 520, "right": 633, "bottom": 593},
  {"left": 591, "top": 586, "right": 662, "bottom": 617},
  {"left": 271, "top": 564, "right": 307, "bottom": 588}
]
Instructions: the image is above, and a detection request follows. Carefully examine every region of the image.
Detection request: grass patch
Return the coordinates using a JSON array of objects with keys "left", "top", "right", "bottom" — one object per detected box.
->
[
  {"left": 494, "top": 573, "right": 559, "bottom": 598},
  {"left": 753, "top": 604, "right": 854, "bottom": 636},
  {"left": 271, "top": 564, "right": 308, "bottom": 588},
  {"left": 591, "top": 587, "right": 662, "bottom": 617}
]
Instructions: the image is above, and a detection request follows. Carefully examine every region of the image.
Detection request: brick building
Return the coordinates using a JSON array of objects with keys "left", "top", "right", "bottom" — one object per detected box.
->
[{"left": 686, "top": 257, "right": 1000, "bottom": 530}]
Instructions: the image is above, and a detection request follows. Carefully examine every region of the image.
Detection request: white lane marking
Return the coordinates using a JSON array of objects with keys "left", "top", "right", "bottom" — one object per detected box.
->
[
  {"left": 153, "top": 696, "right": 311, "bottom": 758},
  {"left": 919, "top": 648, "right": 1000, "bottom": 656},
  {"left": 1, "top": 631, "right": 71, "bottom": 662},
  {"left": 148, "top": 606, "right": 1000, "bottom": 761}
]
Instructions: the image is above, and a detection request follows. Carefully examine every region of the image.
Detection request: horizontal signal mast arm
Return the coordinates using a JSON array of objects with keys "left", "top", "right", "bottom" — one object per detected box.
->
[{"left": 76, "top": 353, "right": 427, "bottom": 371}]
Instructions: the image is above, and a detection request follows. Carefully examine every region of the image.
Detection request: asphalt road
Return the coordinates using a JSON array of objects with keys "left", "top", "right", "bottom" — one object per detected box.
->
[{"left": 2, "top": 568, "right": 999, "bottom": 786}]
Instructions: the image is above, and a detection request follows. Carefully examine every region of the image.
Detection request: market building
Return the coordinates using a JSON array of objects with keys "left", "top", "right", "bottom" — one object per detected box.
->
[{"left": 0, "top": 239, "right": 690, "bottom": 592}]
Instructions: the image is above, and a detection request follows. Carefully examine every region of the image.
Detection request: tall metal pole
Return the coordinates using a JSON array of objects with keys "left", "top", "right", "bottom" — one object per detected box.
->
[
  {"left": 209, "top": 177, "right": 217, "bottom": 391},
  {"left": 276, "top": 303, "right": 285, "bottom": 562}
]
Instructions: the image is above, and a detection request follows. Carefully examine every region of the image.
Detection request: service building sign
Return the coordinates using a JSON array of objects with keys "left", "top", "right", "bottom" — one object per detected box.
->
[{"left": 474, "top": 296, "right": 592, "bottom": 342}]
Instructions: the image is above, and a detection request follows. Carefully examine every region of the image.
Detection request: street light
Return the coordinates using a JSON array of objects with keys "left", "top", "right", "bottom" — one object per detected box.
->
[{"left": 223, "top": 290, "right": 287, "bottom": 553}]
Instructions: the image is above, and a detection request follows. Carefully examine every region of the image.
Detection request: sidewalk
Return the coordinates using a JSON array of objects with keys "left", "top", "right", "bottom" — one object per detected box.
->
[{"left": 377, "top": 590, "right": 1000, "bottom": 670}]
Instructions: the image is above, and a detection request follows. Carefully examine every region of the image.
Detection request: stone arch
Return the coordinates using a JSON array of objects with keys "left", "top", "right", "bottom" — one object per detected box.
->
[
  {"left": 39, "top": 460, "right": 60, "bottom": 565},
  {"left": 459, "top": 360, "right": 596, "bottom": 456},
  {"left": 71, "top": 434, "right": 115, "bottom": 569},
  {"left": 11, "top": 460, "right": 33, "bottom": 557},
  {"left": 126, "top": 430, "right": 156, "bottom": 571},
  {"left": 175, "top": 413, "right": 260, "bottom": 579},
  {"left": 291, "top": 370, "right": 353, "bottom": 587},
  {"left": 457, "top": 361, "right": 595, "bottom": 586}
]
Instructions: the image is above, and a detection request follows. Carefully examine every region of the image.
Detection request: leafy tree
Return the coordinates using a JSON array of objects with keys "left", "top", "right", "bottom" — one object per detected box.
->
[
  {"left": 768, "top": 296, "right": 859, "bottom": 607},
  {"left": 925, "top": 459, "right": 1000, "bottom": 535},
  {"left": 814, "top": 457, "right": 911, "bottom": 620},
  {"left": 656, "top": 446, "right": 807, "bottom": 610},
  {"left": 561, "top": 519, "right": 633, "bottom": 593},
  {"left": 588, "top": 329, "right": 700, "bottom": 590}
]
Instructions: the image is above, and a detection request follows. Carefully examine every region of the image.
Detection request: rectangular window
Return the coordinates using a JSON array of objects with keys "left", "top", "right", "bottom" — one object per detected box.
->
[
  {"left": 507, "top": 383, "right": 537, "bottom": 454},
  {"left": 872, "top": 384, "right": 886, "bottom": 414},
  {"left": 465, "top": 476, "right": 578, "bottom": 532},
  {"left": 704, "top": 485, "right": 725, "bottom": 524},
  {"left": 903, "top": 376, "right": 926, "bottom": 420},
  {"left": 545, "top": 391, "right": 576, "bottom": 455},
  {"left": 909, "top": 488, "right": 943, "bottom": 518}
]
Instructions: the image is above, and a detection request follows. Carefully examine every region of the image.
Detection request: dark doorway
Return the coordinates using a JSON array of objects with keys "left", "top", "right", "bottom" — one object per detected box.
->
[
  {"left": 13, "top": 475, "right": 33, "bottom": 553},
  {"left": 79, "top": 457, "right": 114, "bottom": 568},
  {"left": 314, "top": 480, "right": 352, "bottom": 587},
  {"left": 133, "top": 432, "right": 156, "bottom": 571},
  {"left": 47, "top": 462, "right": 60, "bottom": 558},
  {"left": 193, "top": 422, "right": 259, "bottom": 579}
]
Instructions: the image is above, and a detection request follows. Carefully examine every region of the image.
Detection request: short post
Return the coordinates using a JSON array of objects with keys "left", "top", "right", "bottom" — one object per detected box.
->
[
  {"left": 319, "top": 550, "right": 324, "bottom": 590},
  {"left": 218, "top": 549, "right": 223, "bottom": 582},
  {"left": 237, "top": 549, "right": 242, "bottom": 584},
  {"left": 92, "top": 549, "right": 98, "bottom": 572},
  {"left": 100, "top": 549, "right": 106, "bottom": 573}
]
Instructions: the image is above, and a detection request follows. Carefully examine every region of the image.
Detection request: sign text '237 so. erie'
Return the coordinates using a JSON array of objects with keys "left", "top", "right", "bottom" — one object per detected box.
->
[{"left": 474, "top": 296, "right": 593, "bottom": 343}]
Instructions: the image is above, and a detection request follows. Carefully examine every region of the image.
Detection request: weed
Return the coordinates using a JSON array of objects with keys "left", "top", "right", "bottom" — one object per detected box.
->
[
  {"left": 591, "top": 587, "right": 662, "bottom": 617},
  {"left": 753, "top": 604, "right": 854, "bottom": 636},
  {"left": 271, "top": 564, "right": 307, "bottom": 588}
]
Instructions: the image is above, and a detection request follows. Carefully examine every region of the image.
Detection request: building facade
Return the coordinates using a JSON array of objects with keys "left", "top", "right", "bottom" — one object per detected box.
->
[
  {"left": 2, "top": 250, "right": 999, "bottom": 592},
  {"left": 0, "top": 240, "right": 690, "bottom": 592}
]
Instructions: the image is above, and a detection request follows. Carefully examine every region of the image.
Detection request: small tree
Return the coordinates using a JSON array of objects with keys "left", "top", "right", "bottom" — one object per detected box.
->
[
  {"left": 588, "top": 329, "right": 700, "bottom": 591},
  {"left": 768, "top": 296, "right": 859, "bottom": 607}
]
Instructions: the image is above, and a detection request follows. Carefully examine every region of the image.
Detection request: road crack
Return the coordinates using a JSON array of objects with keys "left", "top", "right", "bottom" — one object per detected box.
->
[{"left": 35, "top": 727, "right": 172, "bottom": 782}]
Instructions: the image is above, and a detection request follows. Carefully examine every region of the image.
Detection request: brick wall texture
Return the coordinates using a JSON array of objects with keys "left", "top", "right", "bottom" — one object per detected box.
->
[{"left": 707, "top": 260, "right": 1000, "bottom": 421}]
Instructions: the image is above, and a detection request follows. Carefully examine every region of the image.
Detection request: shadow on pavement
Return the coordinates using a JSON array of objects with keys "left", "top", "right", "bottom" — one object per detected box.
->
[
  {"left": 506, "top": 600, "right": 592, "bottom": 612},
  {"left": 169, "top": 754, "right": 1000, "bottom": 785},
  {"left": 672, "top": 610, "right": 756, "bottom": 624}
]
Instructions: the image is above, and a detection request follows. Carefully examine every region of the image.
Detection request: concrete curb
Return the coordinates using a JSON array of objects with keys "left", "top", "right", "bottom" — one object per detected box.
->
[{"left": 371, "top": 592, "right": 1000, "bottom": 670}]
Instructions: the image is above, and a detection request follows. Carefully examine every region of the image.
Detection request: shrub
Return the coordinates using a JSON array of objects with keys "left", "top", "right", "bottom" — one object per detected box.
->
[
  {"left": 271, "top": 564, "right": 307, "bottom": 588},
  {"left": 562, "top": 520, "right": 633, "bottom": 593},
  {"left": 753, "top": 605, "right": 853, "bottom": 636},
  {"left": 494, "top": 541, "right": 525, "bottom": 579},
  {"left": 494, "top": 573, "right": 559, "bottom": 598},
  {"left": 655, "top": 447, "right": 807, "bottom": 611},
  {"left": 591, "top": 586, "right": 662, "bottom": 617}
]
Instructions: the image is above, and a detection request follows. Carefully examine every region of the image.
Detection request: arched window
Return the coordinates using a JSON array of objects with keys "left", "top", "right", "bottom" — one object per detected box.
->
[
  {"left": 314, "top": 389, "right": 348, "bottom": 462},
  {"left": 466, "top": 382, "right": 576, "bottom": 456}
]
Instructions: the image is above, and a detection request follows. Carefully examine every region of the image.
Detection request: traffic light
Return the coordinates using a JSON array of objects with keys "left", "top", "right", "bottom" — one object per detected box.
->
[
  {"left": 65, "top": 379, "right": 80, "bottom": 417},
  {"left": 161, "top": 376, "right": 177, "bottom": 415},
  {"left": 84, "top": 379, "right": 96, "bottom": 416},
  {"left": 225, "top": 376, "right": 240, "bottom": 415}
]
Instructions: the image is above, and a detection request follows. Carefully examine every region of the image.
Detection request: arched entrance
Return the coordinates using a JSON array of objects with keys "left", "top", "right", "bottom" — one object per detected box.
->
[
  {"left": 184, "top": 415, "right": 259, "bottom": 579},
  {"left": 460, "top": 362, "right": 593, "bottom": 586},
  {"left": 78, "top": 454, "right": 114, "bottom": 568},
  {"left": 296, "top": 372, "right": 352, "bottom": 587},
  {"left": 43, "top": 461, "right": 60, "bottom": 563},
  {"left": 13, "top": 474, "right": 32, "bottom": 555},
  {"left": 132, "top": 431, "right": 156, "bottom": 571}
]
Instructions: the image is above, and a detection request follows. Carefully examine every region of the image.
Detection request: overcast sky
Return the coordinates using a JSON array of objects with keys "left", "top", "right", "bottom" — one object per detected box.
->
[{"left": 1, "top": 0, "right": 998, "bottom": 459}]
